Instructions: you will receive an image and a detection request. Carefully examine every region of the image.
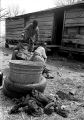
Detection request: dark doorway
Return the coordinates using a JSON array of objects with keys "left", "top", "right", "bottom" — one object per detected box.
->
[{"left": 52, "top": 8, "right": 64, "bottom": 45}]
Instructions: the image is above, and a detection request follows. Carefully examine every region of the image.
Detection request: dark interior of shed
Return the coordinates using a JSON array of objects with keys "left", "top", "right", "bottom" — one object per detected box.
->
[{"left": 52, "top": 8, "right": 64, "bottom": 46}]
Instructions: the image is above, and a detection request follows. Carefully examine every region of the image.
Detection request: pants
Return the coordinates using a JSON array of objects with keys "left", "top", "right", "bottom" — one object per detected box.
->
[
  {"left": 23, "top": 36, "right": 34, "bottom": 52},
  {"left": 28, "top": 38, "right": 34, "bottom": 52}
]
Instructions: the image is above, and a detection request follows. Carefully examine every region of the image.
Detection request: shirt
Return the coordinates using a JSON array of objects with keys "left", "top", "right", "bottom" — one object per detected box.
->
[
  {"left": 23, "top": 23, "right": 39, "bottom": 41},
  {"left": 35, "top": 46, "right": 47, "bottom": 60}
]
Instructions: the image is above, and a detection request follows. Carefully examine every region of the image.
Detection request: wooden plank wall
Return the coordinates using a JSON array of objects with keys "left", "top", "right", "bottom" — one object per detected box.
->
[
  {"left": 25, "top": 12, "right": 54, "bottom": 44},
  {"left": 62, "top": 8, "right": 84, "bottom": 45},
  {"left": 6, "top": 17, "right": 24, "bottom": 41},
  {"left": 64, "top": 8, "right": 84, "bottom": 26}
]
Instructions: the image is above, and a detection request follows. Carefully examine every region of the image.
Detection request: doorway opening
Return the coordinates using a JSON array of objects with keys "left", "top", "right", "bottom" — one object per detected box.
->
[{"left": 52, "top": 8, "right": 64, "bottom": 45}]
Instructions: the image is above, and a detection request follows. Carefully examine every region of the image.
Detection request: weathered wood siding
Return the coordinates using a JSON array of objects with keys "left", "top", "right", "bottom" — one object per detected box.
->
[
  {"left": 25, "top": 12, "right": 54, "bottom": 43},
  {"left": 62, "top": 8, "right": 84, "bottom": 46},
  {"left": 6, "top": 12, "right": 54, "bottom": 44},
  {"left": 6, "top": 17, "right": 24, "bottom": 41}
]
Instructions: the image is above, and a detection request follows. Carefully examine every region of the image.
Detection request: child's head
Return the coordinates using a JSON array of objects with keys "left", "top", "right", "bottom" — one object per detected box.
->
[{"left": 39, "top": 41, "right": 47, "bottom": 48}]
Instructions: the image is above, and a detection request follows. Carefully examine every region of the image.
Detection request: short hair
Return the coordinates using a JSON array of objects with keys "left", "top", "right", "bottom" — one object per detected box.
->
[{"left": 33, "top": 20, "right": 38, "bottom": 26}]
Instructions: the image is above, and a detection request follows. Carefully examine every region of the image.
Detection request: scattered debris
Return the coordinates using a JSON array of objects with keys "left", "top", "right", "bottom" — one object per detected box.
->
[
  {"left": 69, "top": 88, "right": 77, "bottom": 95},
  {"left": 54, "top": 105, "right": 69, "bottom": 118},
  {"left": 43, "top": 68, "right": 54, "bottom": 79},
  {"left": 56, "top": 90, "right": 84, "bottom": 102},
  {"left": 8, "top": 89, "right": 70, "bottom": 118}
]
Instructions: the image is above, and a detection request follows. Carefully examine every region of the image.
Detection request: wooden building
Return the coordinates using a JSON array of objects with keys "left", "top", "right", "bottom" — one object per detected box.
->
[
  {"left": 5, "top": 4, "right": 65, "bottom": 49},
  {"left": 5, "top": 1, "right": 84, "bottom": 55},
  {"left": 62, "top": 1, "right": 84, "bottom": 55}
]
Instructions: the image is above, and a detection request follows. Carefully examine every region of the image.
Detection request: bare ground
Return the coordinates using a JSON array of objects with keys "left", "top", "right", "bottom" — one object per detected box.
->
[{"left": 0, "top": 40, "right": 84, "bottom": 120}]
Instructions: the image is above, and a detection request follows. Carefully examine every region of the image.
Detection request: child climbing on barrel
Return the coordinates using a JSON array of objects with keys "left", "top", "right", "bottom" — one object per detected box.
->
[{"left": 29, "top": 42, "right": 54, "bottom": 79}]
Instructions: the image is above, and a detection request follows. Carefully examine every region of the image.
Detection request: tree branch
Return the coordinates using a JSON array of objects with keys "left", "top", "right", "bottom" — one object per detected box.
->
[{"left": 0, "top": 12, "right": 9, "bottom": 19}]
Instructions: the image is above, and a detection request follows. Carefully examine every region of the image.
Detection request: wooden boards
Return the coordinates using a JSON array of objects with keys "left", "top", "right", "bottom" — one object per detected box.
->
[
  {"left": 64, "top": 8, "right": 84, "bottom": 27},
  {"left": 25, "top": 13, "right": 54, "bottom": 43},
  {"left": 6, "top": 18, "right": 24, "bottom": 40},
  {"left": 6, "top": 12, "right": 54, "bottom": 44},
  {"left": 63, "top": 7, "right": 84, "bottom": 46}
]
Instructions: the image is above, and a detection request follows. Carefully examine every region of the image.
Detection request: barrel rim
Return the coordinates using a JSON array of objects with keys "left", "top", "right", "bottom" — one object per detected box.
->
[{"left": 9, "top": 60, "right": 44, "bottom": 67}]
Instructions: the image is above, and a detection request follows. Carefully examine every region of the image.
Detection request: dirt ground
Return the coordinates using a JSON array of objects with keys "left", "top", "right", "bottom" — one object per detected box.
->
[{"left": 0, "top": 38, "right": 84, "bottom": 120}]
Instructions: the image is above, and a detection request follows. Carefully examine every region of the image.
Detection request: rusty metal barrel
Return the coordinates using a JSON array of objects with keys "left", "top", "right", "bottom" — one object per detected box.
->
[
  {"left": 3, "top": 60, "right": 46, "bottom": 97},
  {"left": 9, "top": 60, "right": 43, "bottom": 84}
]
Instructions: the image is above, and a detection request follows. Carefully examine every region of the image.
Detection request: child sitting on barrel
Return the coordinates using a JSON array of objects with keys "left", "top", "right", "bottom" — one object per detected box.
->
[{"left": 29, "top": 42, "right": 54, "bottom": 79}]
